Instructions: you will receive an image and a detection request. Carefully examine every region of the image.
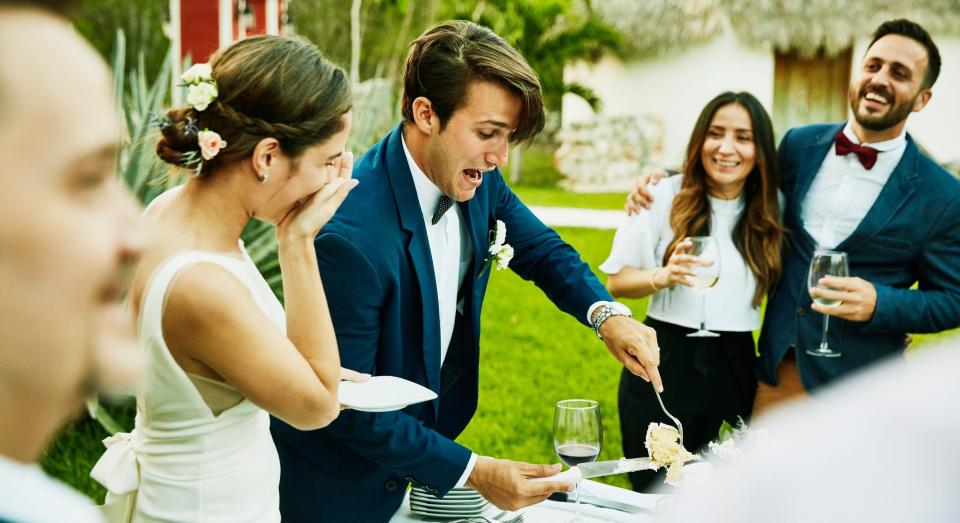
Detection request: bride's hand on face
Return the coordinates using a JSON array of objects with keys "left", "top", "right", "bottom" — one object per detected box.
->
[{"left": 276, "top": 151, "right": 357, "bottom": 242}]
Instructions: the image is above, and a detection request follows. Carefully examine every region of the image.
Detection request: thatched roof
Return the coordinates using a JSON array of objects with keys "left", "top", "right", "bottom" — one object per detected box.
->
[{"left": 596, "top": 0, "right": 960, "bottom": 58}]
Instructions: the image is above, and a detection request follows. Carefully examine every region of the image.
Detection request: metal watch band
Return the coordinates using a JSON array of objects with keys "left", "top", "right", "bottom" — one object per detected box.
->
[{"left": 592, "top": 304, "right": 632, "bottom": 339}]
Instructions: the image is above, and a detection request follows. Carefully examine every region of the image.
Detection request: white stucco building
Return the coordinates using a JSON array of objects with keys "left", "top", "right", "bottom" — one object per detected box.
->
[{"left": 561, "top": 1, "right": 960, "bottom": 185}]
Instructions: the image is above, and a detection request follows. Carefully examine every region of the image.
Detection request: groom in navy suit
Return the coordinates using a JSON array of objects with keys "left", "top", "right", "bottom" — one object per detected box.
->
[
  {"left": 755, "top": 19, "right": 960, "bottom": 399},
  {"left": 272, "top": 20, "right": 663, "bottom": 522}
]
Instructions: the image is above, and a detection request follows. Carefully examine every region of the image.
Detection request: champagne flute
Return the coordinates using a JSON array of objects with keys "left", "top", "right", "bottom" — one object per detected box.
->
[
  {"left": 554, "top": 399, "right": 602, "bottom": 522},
  {"left": 807, "top": 249, "right": 848, "bottom": 357},
  {"left": 686, "top": 236, "right": 721, "bottom": 337}
]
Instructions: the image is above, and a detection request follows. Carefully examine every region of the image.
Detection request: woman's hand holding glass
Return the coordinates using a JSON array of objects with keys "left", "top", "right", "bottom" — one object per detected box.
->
[{"left": 656, "top": 239, "right": 715, "bottom": 289}]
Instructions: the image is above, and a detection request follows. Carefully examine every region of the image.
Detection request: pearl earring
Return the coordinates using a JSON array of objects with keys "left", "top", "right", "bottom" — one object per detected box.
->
[{"left": 258, "top": 170, "right": 269, "bottom": 183}]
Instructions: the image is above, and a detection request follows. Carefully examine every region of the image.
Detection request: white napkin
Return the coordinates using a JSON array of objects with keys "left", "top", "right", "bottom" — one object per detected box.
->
[{"left": 538, "top": 500, "right": 651, "bottom": 523}]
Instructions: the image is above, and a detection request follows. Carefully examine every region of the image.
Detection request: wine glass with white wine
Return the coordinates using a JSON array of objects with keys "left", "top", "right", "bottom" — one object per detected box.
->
[
  {"left": 807, "top": 249, "right": 848, "bottom": 357},
  {"left": 686, "top": 236, "right": 721, "bottom": 337}
]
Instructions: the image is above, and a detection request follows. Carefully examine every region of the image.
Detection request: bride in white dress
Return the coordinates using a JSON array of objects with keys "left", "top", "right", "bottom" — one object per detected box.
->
[{"left": 91, "top": 35, "right": 362, "bottom": 522}]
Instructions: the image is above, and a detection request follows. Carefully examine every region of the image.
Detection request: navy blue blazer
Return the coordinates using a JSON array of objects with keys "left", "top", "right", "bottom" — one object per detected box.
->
[
  {"left": 757, "top": 123, "right": 960, "bottom": 390},
  {"left": 271, "top": 125, "right": 611, "bottom": 522}
]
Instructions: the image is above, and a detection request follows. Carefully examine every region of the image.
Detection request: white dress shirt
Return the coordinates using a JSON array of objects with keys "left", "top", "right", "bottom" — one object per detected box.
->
[
  {"left": 600, "top": 175, "right": 765, "bottom": 332},
  {"left": 801, "top": 121, "right": 907, "bottom": 248},
  {"left": 401, "top": 136, "right": 477, "bottom": 487},
  {"left": 0, "top": 454, "right": 104, "bottom": 523}
]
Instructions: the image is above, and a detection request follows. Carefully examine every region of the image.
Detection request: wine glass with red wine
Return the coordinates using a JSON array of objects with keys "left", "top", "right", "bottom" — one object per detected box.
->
[{"left": 554, "top": 399, "right": 602, "bottom": 522}]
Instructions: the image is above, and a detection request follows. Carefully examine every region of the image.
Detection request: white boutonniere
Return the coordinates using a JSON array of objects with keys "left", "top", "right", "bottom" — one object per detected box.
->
[{"left": 479, "top": 220, "right": 513, "bottom": 277}]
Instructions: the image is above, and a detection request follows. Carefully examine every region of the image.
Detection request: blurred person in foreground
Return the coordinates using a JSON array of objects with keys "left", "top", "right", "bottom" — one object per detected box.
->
[
  {"left": 0, "top": 2, "right": 143, "bottom": 522},
  {"left": 271, "top": 20, "right": 662, "bottom": 521},
  {"left": 657, "top": 336, "right": 960, "bottom": 523},
  {"left": 601, "top": 91, "right": 783, "bottom": 492},
  {"left": 625, "top": 19, "right": 960, "bottom": 415}
]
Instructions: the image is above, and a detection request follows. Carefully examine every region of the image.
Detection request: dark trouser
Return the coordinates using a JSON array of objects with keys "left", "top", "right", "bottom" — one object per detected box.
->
[{"left": 619, "top": 317, "right": 757, "bottom": 492}]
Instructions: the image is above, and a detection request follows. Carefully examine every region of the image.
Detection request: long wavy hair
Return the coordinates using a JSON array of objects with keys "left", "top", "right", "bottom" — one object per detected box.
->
[{"left": 662, "top": 92, "right": 783, "bottom": 307}]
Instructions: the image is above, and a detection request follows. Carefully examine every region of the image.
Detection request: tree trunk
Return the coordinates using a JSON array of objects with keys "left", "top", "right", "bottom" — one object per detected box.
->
[
  {"left": 350, "top": 0, "right": 361, "bottom": 84},
  {"left": 509, "top": 146, "right": 524, "bottom": 185}
]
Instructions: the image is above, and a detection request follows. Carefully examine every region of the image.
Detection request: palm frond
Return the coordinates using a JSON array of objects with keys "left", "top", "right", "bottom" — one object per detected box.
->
[{"left": 564, "top": 81, "right": 601, "bottom": 111}]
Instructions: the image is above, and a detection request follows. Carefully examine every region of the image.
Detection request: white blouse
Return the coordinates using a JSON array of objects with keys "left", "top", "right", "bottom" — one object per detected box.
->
[{"left": 600, "top": 175, "right": 763, "bottom": 332}]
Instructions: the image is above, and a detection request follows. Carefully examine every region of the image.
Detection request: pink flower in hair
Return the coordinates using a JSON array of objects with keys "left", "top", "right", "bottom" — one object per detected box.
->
[{"left": 197, "top": 129, "right": 227, "bottom": 160}]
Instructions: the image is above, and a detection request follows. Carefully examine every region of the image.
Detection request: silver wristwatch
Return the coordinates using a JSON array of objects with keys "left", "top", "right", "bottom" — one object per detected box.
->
[{"left": 591, "top": 302, "right": 633, "bottom": 339}]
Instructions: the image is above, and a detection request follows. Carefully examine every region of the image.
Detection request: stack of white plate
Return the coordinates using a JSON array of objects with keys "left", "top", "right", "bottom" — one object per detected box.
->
[{"left": 409, "top": 486, "right": 489, "bottom": 519}]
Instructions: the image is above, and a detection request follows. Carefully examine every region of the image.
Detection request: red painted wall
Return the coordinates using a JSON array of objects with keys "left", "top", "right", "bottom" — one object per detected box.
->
[
  {"left": 248, "top": 0, "right": 268, "bottom": 37},
  {"left": 178, "top": 1, "right": 282, "bottom": 64},
  {"left": 180, "top": 0, "right": 223, "bottom": 64}
]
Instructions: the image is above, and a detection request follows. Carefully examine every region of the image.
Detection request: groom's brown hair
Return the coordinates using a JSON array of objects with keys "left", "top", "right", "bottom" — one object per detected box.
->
[{"left": 401, "top": 20, "right": 544, "bottom": 144}]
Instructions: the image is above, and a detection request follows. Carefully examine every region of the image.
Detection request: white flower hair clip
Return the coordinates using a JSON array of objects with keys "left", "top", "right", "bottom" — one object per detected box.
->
[{"left": 181, "top": 63, "right": 218, "bottom": 112}]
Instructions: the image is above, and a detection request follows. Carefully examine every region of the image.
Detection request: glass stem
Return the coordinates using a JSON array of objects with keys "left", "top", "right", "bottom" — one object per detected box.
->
[
  {"left": 699, "top": 292, "right": 707, "bottom": 332},
  {"left": 819, "top": 314, "right": 830, "bottom": 350},
  {"left": 574, "top": 482, "right": 581, "bottom": 520}
]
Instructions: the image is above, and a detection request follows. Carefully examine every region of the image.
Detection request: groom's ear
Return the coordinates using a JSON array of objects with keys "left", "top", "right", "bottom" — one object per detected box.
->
[{"left": 411, "top": 96, "right": 437, "bottom": 136}]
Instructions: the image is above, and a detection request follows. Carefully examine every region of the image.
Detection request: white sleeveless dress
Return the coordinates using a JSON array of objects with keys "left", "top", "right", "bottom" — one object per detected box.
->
[{"left": 91, "top": 246, "right": 284, "bottom": 522}]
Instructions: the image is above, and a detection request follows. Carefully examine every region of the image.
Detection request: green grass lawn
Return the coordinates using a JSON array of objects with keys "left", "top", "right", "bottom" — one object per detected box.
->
[
  {"left": 44, "top": 223, "right": 959, "bottom": 500},
  {"left": 511, "top": 186, "right": 628, "bottom": 210}
]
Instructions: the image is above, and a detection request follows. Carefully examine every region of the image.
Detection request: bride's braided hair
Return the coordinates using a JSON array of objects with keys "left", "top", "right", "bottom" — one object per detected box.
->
[{"left": 156, "top": 35, "right": 351, "bottom": 176}]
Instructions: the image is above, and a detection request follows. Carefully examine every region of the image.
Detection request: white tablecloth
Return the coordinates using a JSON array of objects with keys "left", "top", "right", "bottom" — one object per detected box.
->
[{"left": 390, "top": 480, "right": 667, "bottom": 523}]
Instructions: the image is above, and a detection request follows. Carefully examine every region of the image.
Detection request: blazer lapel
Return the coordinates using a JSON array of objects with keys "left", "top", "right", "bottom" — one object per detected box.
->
[
  {"left": 837, "top": 136, "right": 919, "bottom": 252},
  {"left": 383, "top": 125, "right": 442, "bottom": 397},
  {"left": 458, "top": 199, "right": 487, "bottom": 284}
]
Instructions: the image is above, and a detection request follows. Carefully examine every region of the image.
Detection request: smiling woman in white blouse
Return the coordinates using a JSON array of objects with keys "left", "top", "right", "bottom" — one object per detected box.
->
[{"left": 600, "top": 91, "right": 784, "bottom": 492}]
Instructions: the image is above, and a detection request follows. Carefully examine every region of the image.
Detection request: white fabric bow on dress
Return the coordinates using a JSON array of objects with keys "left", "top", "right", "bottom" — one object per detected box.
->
[{"left": 90, "top": 432, "right": 140, "bottom": 495}]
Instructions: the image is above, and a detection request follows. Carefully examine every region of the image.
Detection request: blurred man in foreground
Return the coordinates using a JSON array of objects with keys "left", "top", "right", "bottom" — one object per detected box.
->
[{"left": 0, "top": 2, "right": 143, "bottom": 521}]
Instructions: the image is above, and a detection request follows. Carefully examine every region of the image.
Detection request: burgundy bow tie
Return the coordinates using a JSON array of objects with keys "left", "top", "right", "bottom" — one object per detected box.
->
[{"left": 834, "top": 130, "right": 878, "bottom": 170}]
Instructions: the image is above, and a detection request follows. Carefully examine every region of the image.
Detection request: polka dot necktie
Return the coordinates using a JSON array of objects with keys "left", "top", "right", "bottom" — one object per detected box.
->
[{"left": 432, "top": 195, "right": 454, "bottom": 225}]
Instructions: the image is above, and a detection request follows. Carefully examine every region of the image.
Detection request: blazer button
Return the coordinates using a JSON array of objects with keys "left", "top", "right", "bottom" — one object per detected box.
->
[
  {"left": 384, "top": 479, "right": 399, "bottom": 492},
  {"left": 797, "top": 307, "right": 807, "bottom": 317}
]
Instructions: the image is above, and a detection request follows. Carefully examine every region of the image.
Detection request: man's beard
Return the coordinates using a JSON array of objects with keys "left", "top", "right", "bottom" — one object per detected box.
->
[{"left": 849, "top": 83, "right": 917, "bottom": 132}]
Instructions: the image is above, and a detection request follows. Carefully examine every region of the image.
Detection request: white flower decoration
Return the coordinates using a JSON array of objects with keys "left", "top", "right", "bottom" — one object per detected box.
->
[
  {"left": 186, "top": 82, "right": 218, "bottom": 112},
  {"left": 706, "top": 438, "right": 742, "bottom": 460},
  {"left": 494, "top": 219, "right": 507, "bottom": 248},
  {"left": 495, "top": 244, "right": 513, "bottom": 270},
  {"left": 197, "top": 129, "right": 227, "bottom": 160},
  {"left": 481, "top": 220, "right": 512, "bottom": 274},
  {"left": 181, "top": 63, "right": 212, "bottom": 85}
]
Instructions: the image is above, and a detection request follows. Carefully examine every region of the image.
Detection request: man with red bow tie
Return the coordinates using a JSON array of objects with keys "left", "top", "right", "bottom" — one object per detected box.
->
[{"left": 626, "top": 19, "right": 960, "bottom": 411}]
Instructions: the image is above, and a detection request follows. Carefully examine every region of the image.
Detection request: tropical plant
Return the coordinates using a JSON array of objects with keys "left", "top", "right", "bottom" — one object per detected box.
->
[
  {"left": 73, "top": 0, "right": 169, "bottom": 83},
  {"left": 453, "top": 0, "right": 626, "bottom": 114},
  {"left": 444, "top": 0, "right": 626, "bottom": 182},
  {"left": 291, "top": 0, "right": 441, "bottom": 82}
]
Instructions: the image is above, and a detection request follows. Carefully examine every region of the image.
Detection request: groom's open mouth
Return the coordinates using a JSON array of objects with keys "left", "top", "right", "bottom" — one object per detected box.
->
[{"left": 462, "top": 168, "right": 484, "bottom": 187}]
